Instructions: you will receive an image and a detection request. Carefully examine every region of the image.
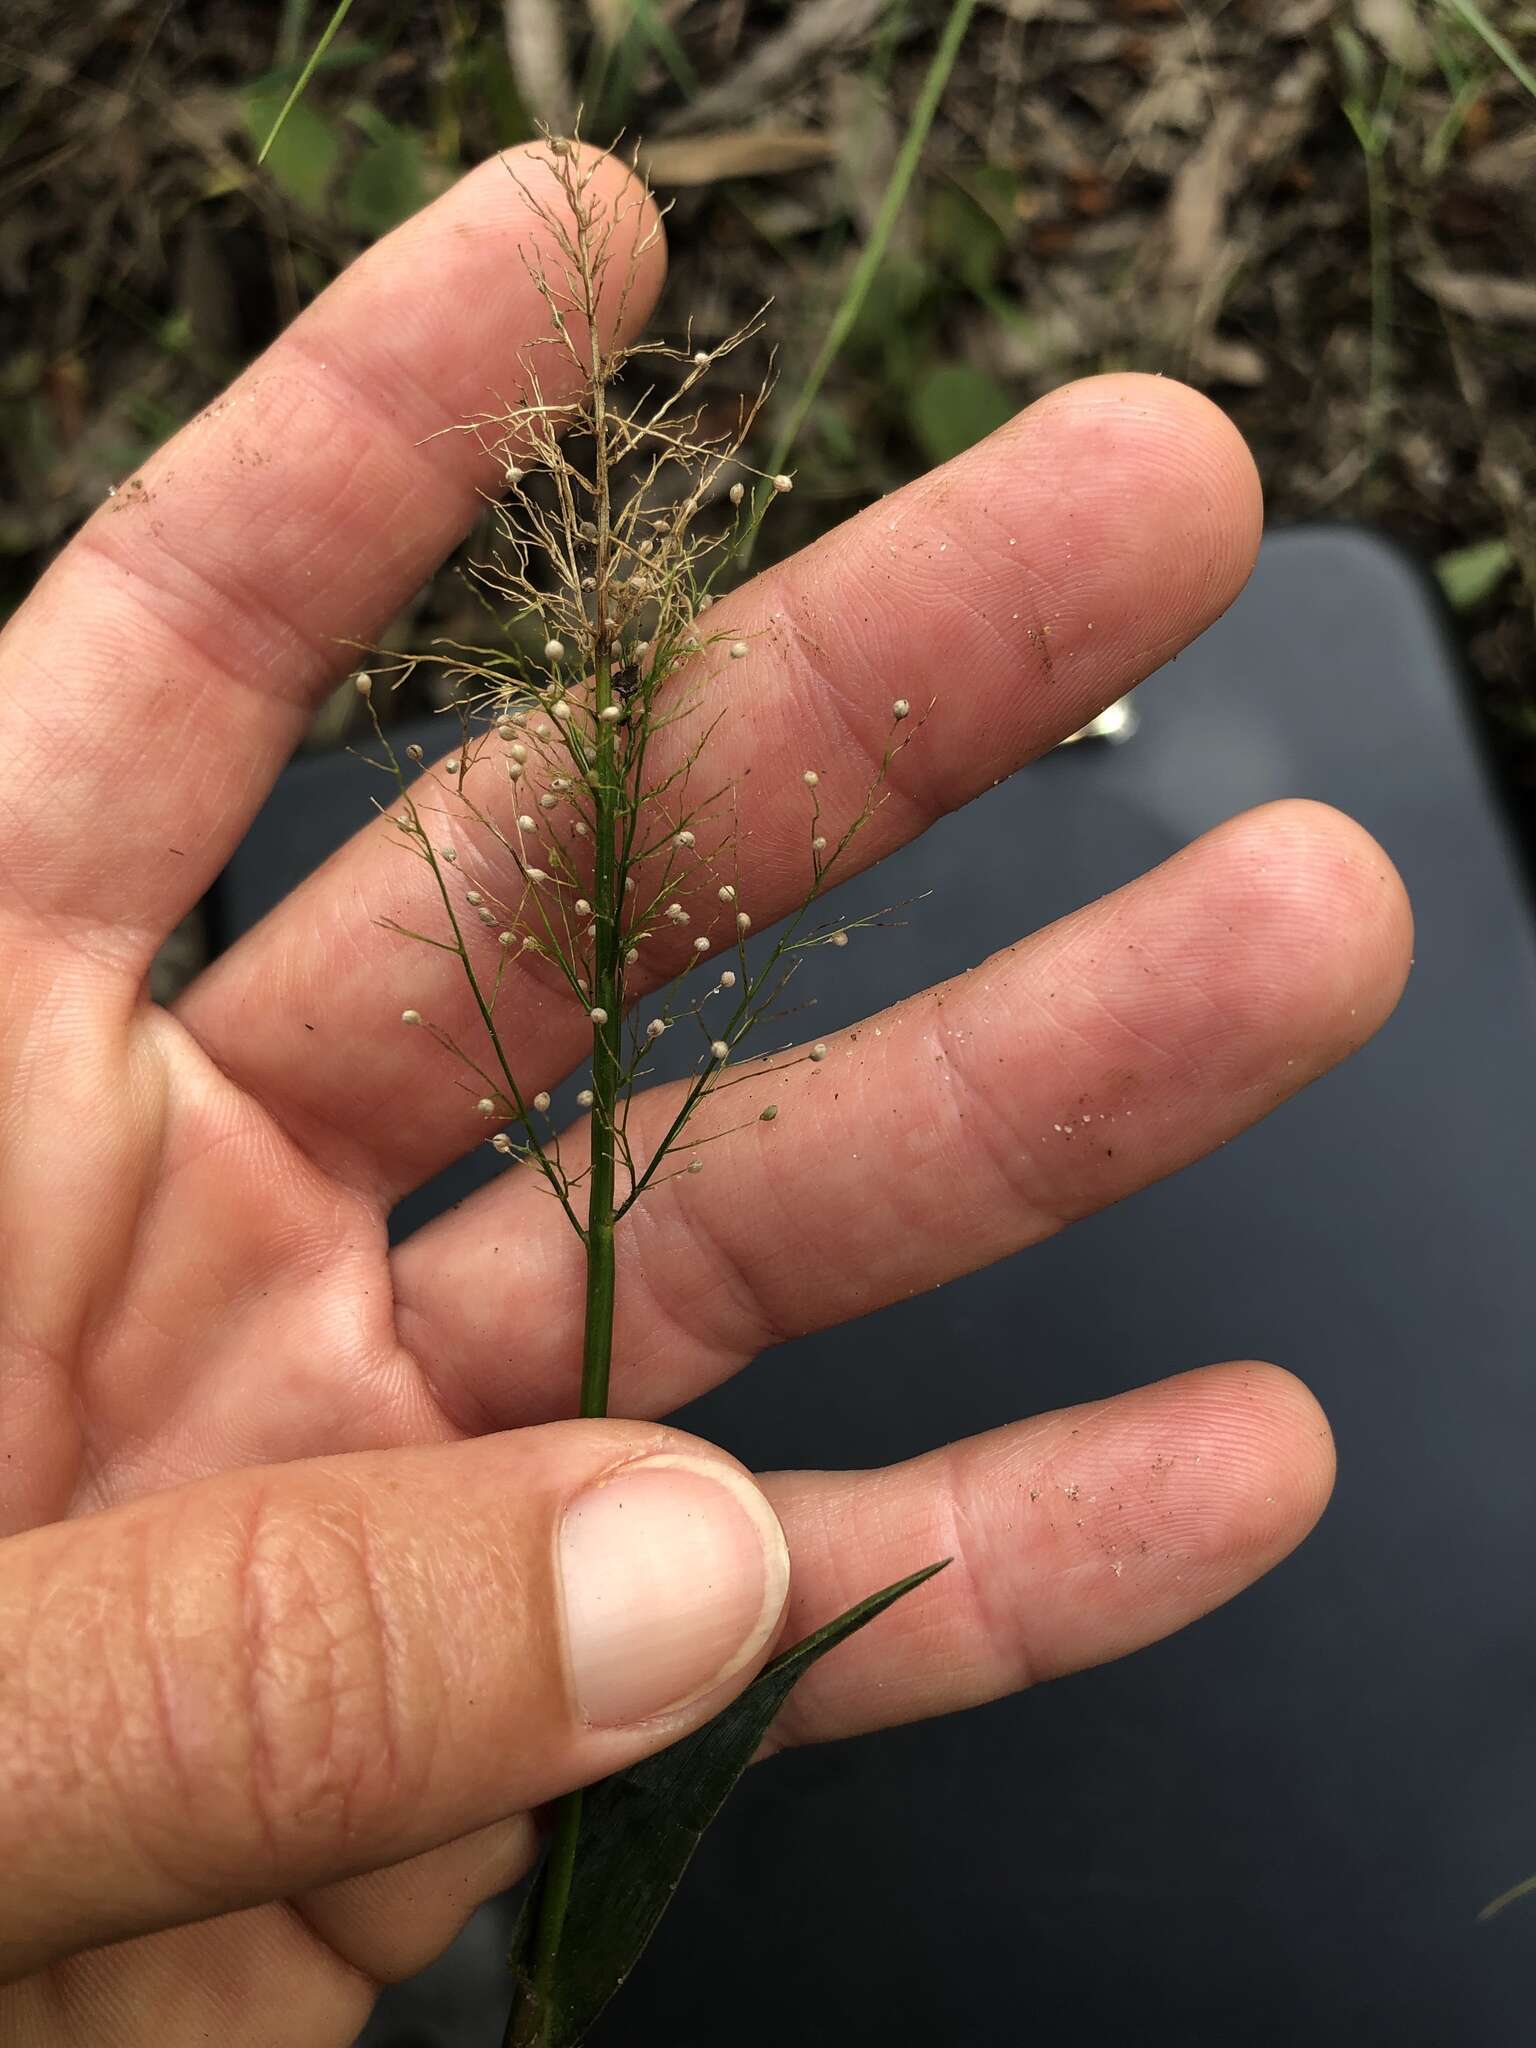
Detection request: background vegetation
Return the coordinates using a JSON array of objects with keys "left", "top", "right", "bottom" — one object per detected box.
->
[{"left": 3, "top": 0, "right": 1533, "bottom": 842}]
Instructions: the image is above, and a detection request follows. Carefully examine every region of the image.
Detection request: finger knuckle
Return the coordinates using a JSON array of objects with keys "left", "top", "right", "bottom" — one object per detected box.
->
[{"left": 232, "top": 1483, "right": 421, "bottom": 1863}]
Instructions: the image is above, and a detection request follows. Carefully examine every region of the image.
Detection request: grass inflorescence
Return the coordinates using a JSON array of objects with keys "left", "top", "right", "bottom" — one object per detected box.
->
[{"left": 352, "top": 138, "right": 917, "bottom": 2044}]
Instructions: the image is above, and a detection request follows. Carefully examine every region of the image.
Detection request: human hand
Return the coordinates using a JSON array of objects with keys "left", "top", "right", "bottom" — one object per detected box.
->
[{"left": 0, "top": 145, "right": 1411, "bottom": 2043}]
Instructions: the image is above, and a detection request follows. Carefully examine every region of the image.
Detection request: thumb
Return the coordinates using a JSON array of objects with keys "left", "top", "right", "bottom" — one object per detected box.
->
[{"left": 0, "top": 1423, "right": 788, "bottom": 1980}]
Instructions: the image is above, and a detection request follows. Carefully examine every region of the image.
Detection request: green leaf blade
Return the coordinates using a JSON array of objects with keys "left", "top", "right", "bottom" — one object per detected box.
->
[
  {"left": 908, "top": 363, "right": 1015, "bottom": 467},
  {"left": 343, "top": 114, "right": 427, "bottom": 235},
  {"left": 504, "top": 1560, "right": 948, "bottom": 2047},
  {"left": 1440, "top": 0, "right": 1536, "bottom": 106},
  {"left": 738, "top": 0, "right": 978, "bottom": 564},
  {"left": 256, "top": 0, "right": 357, "bottom": 167}
]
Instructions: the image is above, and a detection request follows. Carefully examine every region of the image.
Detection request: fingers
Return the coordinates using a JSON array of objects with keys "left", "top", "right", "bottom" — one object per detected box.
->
[
  {"left": 0, "top": 1424, "right": 787, "bottom": 1979},
  {"left": 0, "top": 1904, "right": 380, "bottom": 2048},
  {"left": 293, "top": 1816, "right": 536, "bottom": 1985},
  {"left": 0, "top": 145, "right": 663, "bottom": 963},
  {"left": 2, "top": 1366, "right": 1331, "bottom": 2043},
  {"left": 761, "top": 1361, "right": 1336, "bottom": 1749},
  {"left": 393, "top": 800, "right": 1412, "bottom": 1431},
  {"left": 177, "top": 373, "right": 1264, "bottom": 1199},
  {"left": 0, "top": 1823, "right": 540, "bottom": 2046}
]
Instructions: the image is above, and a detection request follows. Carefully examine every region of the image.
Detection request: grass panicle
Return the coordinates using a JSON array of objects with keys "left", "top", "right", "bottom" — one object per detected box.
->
[{"left": 353, "top": 137, "right": 924, "bottom": 2046}]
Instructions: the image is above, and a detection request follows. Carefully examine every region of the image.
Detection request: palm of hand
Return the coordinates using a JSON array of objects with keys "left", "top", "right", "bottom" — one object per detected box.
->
[{"left": 11, "top": 998, "right": 403, "bottom": 1522}]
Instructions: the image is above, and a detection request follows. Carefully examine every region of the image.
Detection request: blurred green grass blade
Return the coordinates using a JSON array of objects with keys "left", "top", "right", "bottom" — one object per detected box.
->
[
  {"left": 588, "top": 0, "right": 699, "bottom": 133},
  {"left": 503, "top": 1560, "right": 948, "bottom": 2047},
  {"left": 625, "top": 0, "right": 700, "bottom": 99},
  {"left": 1441, "top": 0, "right": 1536, "bottom": 103},
  {"left": 743, "top": 0, "right": 976, "bottom": 559},
  {"left": 769, "top": 0, "right": 976, "bottom": 465},
  {"left": 258, "top": 0, "right": 357, "bottom": 165},
  {"left": 277, "top": 0, "right": 315, "bottom": 69}
]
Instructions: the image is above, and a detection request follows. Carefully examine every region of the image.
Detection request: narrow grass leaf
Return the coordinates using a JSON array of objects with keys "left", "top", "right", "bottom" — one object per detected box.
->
[
  {"left": 503, "top": 1560, "right": 948, "bottom": 2046},
  {"left": 623, "top": 0, "right": 701, "bottom": 99},
  {"left": 1440, "top": 0, "right": 1536, "bottom": 105},
  {"left": 257, "top": 0, "right": 357, "bottom": 165},
  {"left": 740, "top": 0, "right": 977, "bottom": 560}
]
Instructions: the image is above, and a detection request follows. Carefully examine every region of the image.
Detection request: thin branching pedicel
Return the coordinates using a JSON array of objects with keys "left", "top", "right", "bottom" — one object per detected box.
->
[{"left": 355, "top": 141, "right": 914, "bottom": 2047}]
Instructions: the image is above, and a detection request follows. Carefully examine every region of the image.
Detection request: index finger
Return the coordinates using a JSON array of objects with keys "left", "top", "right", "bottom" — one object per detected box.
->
[{"left": 0, "top": 144, "right": 664, "bottom": 967}]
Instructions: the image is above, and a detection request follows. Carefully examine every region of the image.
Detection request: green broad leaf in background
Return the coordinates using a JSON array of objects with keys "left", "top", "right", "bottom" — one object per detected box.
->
[
  {"left": 810, "top": 394, "right": 861, "bottom": 469},
  {"left": 845, "top": 250, "right": 935, "bottom": 378},
  {"left": 961, "top": 162, "right": 1025, "bottom": 232},
  {"left": 843, "top": 250, "right": 937, "bottom": 352},
  {"left": 242, "top": 82, "right": 340, "bottom": 211},
  {"left": 343, "top": 108, "right": 428, "bottom": 235},
  {"left": 450, "top": 36, "right": 532, "bottom": 149},
  {"left": 908, "top": 362, "right": 1016, "bottom": 466},
  {"left": 1436, "top": 535, "right": 1514, "bottom": 612},
  {"left": 504, "top": 1560, "right": 948, "bottom": 2048},
  {"left": 924, "top": 178, "right": 1009, "bottom": 295}
]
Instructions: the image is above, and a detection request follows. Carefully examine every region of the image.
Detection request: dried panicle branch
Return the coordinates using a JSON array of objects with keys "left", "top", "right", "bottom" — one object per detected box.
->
[{"left": 360, "top": 138, "right": 919, "bottom": 1247}]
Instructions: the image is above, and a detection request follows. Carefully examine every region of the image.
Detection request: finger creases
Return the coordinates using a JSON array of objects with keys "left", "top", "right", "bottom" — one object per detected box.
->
[
  {"left": 178, "top": 372, "right": 1263, "bottom": 1197},
  {"left": 0, "top": 1423, "right": 787, "bottom": 1978},
  {"left": 0, "top": 146, "right": 664, "bottom": 954},
  {"left": 394, "top": 798, "right": 1410, "bottom": 1432},
  {"left": 759, "top": 1360, "right": 1337, "bottom": 1750}
]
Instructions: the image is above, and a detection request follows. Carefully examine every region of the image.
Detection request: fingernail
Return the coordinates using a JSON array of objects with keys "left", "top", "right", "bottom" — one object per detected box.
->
[{"left": 558, "top": 1453, "right": 790, "bottom": 1727}]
